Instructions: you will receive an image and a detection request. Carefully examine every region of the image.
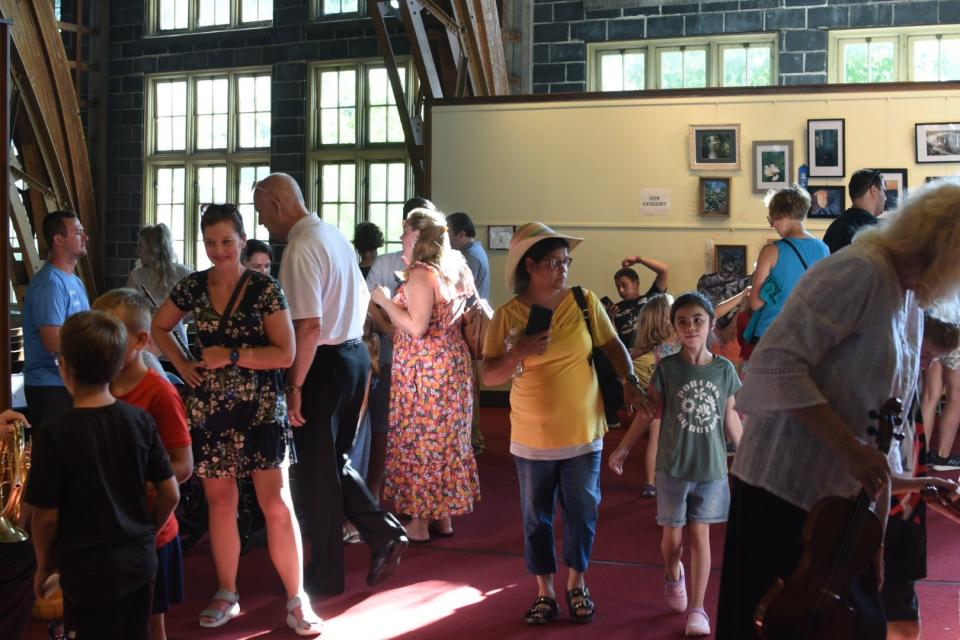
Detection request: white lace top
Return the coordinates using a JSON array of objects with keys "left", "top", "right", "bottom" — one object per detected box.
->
[{"left": 732, "top": 243, "right": 922, "bottom": 511}]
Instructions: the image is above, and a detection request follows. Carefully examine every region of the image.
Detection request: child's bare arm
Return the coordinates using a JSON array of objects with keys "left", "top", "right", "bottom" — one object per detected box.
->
[
  {"left": 609, "top": 385, "right": 662, "bottom": 474},
  {"left": 724, "top": 396, "right": 742, "bottom": 447},
  {"left": 29, "top": 506, "right": 59, "bottom": 598},
  {"left": 167, "top": 445, "right": 194, "bottom": 484}
]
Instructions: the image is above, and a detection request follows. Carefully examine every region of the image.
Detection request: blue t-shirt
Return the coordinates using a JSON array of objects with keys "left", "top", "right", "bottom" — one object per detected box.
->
[
  {"left": 460, "top": 240, "right": 490, "bottom": 301},
  {"left": 755, "top": 237, "right": 829, "bottom": 337},
  {"left": 23, "top": 262, "right": 90, "bottom": 386}
]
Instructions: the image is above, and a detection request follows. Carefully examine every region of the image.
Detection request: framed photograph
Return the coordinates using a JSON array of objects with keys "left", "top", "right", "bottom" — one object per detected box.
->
[
  {"left": 807, "top": 118, "right": 845, "bottom": 177},
  {"left": 699, "top": 177, "right": 731, "bottom": 217},
  {"left": 915, "top": 123, "right": 960, "bottom": 163},
  {"left": 689, "top": 124, "right": 741, "bottom": 170},
  {"left": 876, "top": 168, "right": 908, "bottom": 211},
  {"left": 487, "top": 225, "right": 515, "bottom": 251},
  {"left": 806, "top": 185, "right": 846, "bottom": 219},
  {"left": 715, "top": 244, "right": 748, "bottom": 277},
  {"left": 753, "top": 140, "right": 794, "bottom": 193}
]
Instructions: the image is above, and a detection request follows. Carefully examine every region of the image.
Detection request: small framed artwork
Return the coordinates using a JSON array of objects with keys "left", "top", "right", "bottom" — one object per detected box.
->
[
  {"left": 876, "top": 168, "right": 908, "bottom": 211},
  {"left": 806, "top": 185, "right": 846, "bottom": 218},
  {"left": 915, "top": 123, "right": 960, "bottom": 163},
  {"left": 715, "top": 244, "right": 748, "bottom": 277},
  {"left": 690, "top": 124, "right": 741, "bottom": 170},
  {"left": 753, "top": 140, "right": 794, "bottom": 193},
  {"left": 699, "top": 177, "right": 731, "bottom": 217},
  {"left": 487, "top": 225, "right": 515, "bottom": 250},
  {"left": 807, "top": 118, "right": 845, "bottom": 177}
]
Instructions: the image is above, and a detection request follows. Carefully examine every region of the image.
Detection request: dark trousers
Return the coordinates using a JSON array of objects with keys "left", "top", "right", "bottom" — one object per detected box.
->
[
  {"left": 64, "top": 580, "right": 153, "bottom": 640},
  {"left": 292, "top": 340, "right": 403, "bottom": 593},
  {"left": 716, "top": 476, "right": 886, "bottom": 639},
  {"left": 24, "top": 385, "right": 73, "bottom": 429}
]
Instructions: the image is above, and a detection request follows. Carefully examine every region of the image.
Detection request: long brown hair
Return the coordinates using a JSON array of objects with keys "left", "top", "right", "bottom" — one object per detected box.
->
[
  {"left": 632, "top": 294, "right": 674, "bottom": 355},
  {"left": 404, "top": 208, "right": 465, "bottom": 282}
]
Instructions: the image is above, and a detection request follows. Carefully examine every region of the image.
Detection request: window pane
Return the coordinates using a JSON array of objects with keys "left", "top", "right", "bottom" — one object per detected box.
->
[
  {"left": 196, "top": 78, "right": 228, "bottom": 150},
  {"left": 155, "top": 167, "right": 186, "bottom": 263},
  {"left": 319, "top": 70, "right": 356, "bottom": 144},
  {"left": 842, "top": 42, "right": 869, "bottom": 83},
  {"left": 660, "top": 50, "right": 683, "bottom": 89},
  {"left": 941, "top": 39, "right": 960, "bottom": 80},
  {"left": 368, "top": 162, "right": 406, "bottom": 255},
  {"left": 600, "top": 54, "right": 623, "bottom": 91},
  {"left": 242, "top": 0, "right": 272, "bottom": 22},
  {"left": 155, "top": 80, "right": 187, "bottom": 151},
  {"left": 913, "top": 39, "right": 939, "bottom": 81},
  {"left": 869, "top": 41, "right": 895, "bottom": 82},
  {"left": 368, "top": 67, "right": 405, "bottom": 143},
  {"left": 198, "top": 0, "right": 229, "bottom": 26},
  {"left": 684, "top": 49, "right": 706, "bottom": 88},
  {"left": 722, "top": 48, "right": 746, "bottom": 87},
  {"left": 237, "top": 74, "right": 271, "bottom": 148},
  {"left": 323, "top": 0, "right": 357, "bottom": 13},
  {"left": 196, "top": 166, "right": 228, "bottom": 271},
  {"left": 747, "top": 47, "right": 772, "bottom": 86},
  {"left": 239, "top": 165, "right": 271, "bottom": 240},
  {"left": 623, "top": 52, "right": 645, "bottom": 90},
  {"left": 159, "top": 0, "right": 187, "bottom": 30},
  {"left": 319, "top": 163, "right": 357, "bottom": 238}
]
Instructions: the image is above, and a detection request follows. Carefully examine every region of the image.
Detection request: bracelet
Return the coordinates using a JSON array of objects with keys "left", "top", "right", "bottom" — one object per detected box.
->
[
  {"left": 285, "top": 384, "right": 302, "bottom": 394},
  {"left": 624, "top": 373, "right": 641, "bottom": 386}
]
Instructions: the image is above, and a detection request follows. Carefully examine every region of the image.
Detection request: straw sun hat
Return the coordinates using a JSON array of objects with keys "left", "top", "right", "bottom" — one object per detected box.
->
[{"left": 504, "top": 222, "right": 583, "bottom": 293}]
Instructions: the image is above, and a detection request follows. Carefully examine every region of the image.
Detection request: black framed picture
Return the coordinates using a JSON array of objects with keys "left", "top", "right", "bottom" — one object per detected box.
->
[
  {"left": 806, "top": 184, "right": 845, "bottom": 218},
  {"left": 915, "top": 123, "right": 960, "bottom": 163},
  {"left": 715, "top": 244, "right": 747, "bottom": 277},
  {"left": 808, "top": 118, "right": 845, "bottom": 178},
  {"left": 690, "top": 124, "right": 741, "bottom": 170},
  {"left": 876, "top": 168, "right": 908, "bottom": 211}
]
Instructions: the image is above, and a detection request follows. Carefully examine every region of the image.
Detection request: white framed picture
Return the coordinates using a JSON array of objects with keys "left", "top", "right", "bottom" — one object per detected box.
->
[
  {"left": 488, "top": 225, "right": 515, "bottom": 250},
  {"left": 915, "top": 123, "right": 960, "bottom": 163},
  {"left": 807, "top": 118, "right": 845, "bottom": 178}
]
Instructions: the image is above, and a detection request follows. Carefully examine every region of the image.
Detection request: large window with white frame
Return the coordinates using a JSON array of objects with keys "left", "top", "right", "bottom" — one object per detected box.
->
[
  {"left": 829, "top": 26, "right": 960, "bottom": 84},
  {"left": 151, "top": 0, "right": 272, "bottom": 34},
  {"left": 145, "top": 70, "right": 271, "bottom": 270},
  {"left": 308, "top": 60, "right": 414, "bottom": 254},
  {"left": 588, "top": 34, "right": 777, "bottom": 92}
]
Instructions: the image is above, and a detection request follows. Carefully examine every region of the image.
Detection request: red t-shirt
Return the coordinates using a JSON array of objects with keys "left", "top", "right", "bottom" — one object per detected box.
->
[{"left": 118, "top": 369, "right": 191, "bottom": 547}]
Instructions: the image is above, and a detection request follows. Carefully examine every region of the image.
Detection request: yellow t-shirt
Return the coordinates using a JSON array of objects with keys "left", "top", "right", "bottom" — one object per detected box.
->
[{"left": 483, "top": 288, "right": 617, "bottom": 450}]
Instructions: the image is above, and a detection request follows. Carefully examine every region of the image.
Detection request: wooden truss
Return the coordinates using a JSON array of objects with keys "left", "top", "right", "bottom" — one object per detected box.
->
[{"left": 368, "top": 0, "right": 510, "bottom": 195}]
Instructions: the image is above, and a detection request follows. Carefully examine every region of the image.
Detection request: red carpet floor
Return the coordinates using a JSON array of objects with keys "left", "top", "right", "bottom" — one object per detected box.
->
[{"left": 28, "top": 408, "right": 960, "bottom": 639}]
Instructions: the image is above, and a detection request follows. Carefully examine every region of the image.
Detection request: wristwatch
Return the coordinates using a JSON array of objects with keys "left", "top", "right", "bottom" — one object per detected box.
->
[
  {"left": 230, "top": 348, "right": 241, "bottom": 365},
  {"left": 624, "top": 373, "right": 641, "bottom": 386}
]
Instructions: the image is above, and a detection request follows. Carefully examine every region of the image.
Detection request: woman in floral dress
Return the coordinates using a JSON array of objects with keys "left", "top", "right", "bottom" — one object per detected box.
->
[
  {"left": 152, "top": 204, "right": 321, "bottom": 635},
  {"left": 371, "top": 208, "right": 481, "bottom": 542}
]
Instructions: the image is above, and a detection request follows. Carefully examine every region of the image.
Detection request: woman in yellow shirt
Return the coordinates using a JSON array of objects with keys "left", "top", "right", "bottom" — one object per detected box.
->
[{"left": 482, "top": 222, "right": 647, "bottom": 626}]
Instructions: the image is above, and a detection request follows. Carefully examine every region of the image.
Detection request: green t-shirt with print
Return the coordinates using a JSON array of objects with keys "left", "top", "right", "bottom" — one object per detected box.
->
[{"left": 653, "top": 354, "right": 742, "bottom": 482}]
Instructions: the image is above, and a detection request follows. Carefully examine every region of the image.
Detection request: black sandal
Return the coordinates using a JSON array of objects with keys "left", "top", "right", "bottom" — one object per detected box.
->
[
  {"left": 524, "top": 596, "right": 560, "bottom": 625},
  {"left": 566, "top": 586, "right": 595, "bottom": 623}
]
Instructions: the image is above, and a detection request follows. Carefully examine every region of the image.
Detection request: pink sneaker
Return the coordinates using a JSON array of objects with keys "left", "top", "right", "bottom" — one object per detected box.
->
[
  {"left": 664, "top": 561, "right": 687, "bottom": 612},
  {"left": 685, "top": 607, "right": 711, "bottom": 636}
]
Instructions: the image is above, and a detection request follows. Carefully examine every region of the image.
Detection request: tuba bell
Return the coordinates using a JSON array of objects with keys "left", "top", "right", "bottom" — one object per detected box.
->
[{"left": 0, "top": 419, "right": 29, "bottom": 542}]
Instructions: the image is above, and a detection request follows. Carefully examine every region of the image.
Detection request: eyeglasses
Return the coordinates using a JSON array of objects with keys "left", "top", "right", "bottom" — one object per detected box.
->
[
  {"left": 540, "top": 256, "right": 573, "bottom": 270},
  {"left": 867, "top": 169, "right": 885, "bottom": 194}
]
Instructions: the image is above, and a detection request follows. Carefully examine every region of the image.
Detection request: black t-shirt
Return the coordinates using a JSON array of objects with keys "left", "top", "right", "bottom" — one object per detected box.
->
[
  {"left": 611, "top": 283, "right": 664, "bottom": 347},
  {"left": 823, "top": 207, "right": 878, "bottom": 254},
  {"left": 25, "top": 401, "right": 173, "bottom": 604}
]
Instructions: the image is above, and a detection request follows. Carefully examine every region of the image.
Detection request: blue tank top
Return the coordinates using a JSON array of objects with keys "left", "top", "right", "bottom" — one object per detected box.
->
[{"left": 755, "top": 237, "right": 829, "bottom": 337}]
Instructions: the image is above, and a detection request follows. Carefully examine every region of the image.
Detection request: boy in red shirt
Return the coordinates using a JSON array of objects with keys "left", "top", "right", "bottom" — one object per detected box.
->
[{"left": 95, "top": 289, "right": 193, "bottom": 640}]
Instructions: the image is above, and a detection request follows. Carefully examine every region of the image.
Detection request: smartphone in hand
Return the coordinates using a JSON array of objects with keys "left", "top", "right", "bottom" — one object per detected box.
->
[
  {"left": 600, "top": 296, "right": 614, "bottom": 307},
  {"left": 525, "top": 304, "right": 554, "bottom": 335}
]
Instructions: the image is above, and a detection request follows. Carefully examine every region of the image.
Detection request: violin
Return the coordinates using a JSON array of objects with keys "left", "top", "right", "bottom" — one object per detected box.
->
[{"left": 754, "top": 397, "right": 902, "bottom": 640}]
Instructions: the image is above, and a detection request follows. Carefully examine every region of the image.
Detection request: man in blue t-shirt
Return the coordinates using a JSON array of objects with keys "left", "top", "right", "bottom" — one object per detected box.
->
[{"left": 23, "top": 210, "right": 91, "bottom": 426}]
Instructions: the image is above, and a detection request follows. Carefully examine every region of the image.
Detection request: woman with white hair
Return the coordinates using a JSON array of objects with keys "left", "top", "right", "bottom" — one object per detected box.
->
[{"left": 716, "top": 179, "right": 960, "bottom": 639}]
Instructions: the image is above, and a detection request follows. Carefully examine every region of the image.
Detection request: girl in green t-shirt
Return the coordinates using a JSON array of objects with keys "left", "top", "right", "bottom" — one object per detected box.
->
[{"left": 609, "top": 292, "right": 742, "bottom": 638}]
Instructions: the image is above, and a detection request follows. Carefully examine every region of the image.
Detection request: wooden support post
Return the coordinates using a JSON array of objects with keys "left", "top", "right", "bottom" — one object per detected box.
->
[
  {"left": 397, "top": 0, "right": 444, "bottom": 100},
  {"left": 1, "top": 19, "right": 11, "bottom": 406}
]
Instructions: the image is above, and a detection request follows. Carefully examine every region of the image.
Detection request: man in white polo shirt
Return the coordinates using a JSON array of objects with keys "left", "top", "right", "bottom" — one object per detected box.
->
[{"left": 254, "top": 173, "right": 408, "bottom": 596}]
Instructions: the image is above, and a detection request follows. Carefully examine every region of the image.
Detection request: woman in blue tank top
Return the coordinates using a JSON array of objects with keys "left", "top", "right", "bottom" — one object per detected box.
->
[{"left": 748, "top": 186, "right": 830, "bottom": 341}]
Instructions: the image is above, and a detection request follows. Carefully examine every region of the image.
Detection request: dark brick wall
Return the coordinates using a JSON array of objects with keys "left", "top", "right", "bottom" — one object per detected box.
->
[
  {"left": 533, "top": 0, "right": 959, "bottom": 93},
  {"left": 104, "top": 0, "right": 407, "bottom": 287}
]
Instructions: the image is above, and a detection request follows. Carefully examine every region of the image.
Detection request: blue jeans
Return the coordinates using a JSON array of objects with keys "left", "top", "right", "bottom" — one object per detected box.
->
[{"left": 514, "top": 451, "right": 602, "bottom": 576}]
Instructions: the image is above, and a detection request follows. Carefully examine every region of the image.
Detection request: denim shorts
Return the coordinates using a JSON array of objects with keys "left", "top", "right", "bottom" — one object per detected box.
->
[{"left": 655, "top": 471, "right": 730, "bottom": 528}]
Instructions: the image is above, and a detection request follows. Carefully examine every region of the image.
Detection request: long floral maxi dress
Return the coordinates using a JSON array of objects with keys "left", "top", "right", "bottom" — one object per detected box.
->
[
  {"left": 169, "top": 269, "right": 295, "bottom": 479},
  {"left": 383, "top": 262, "right": 481, "bottom": 519}
]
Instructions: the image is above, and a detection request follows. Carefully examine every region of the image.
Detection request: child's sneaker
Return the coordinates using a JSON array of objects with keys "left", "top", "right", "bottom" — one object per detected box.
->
[
  {"left": 664, "top": 562, "right": 687, "bottom": 612},
  {"left": 684, "top": 608, "right": 711, "bottom": 636},
  {"left": 641, "top": 484, "right": 657, "bottom": 498}
]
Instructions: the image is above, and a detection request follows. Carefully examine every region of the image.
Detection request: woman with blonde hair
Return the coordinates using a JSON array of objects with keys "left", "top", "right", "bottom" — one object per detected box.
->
[
  {"left": 741, "top": 185, "right": 829, "bottom": 359},
  {"left": 716, "top": 179, "right": 960, "bottom": 638},
  {"left": 371, "top": 208, "right": 481, "bottom": 542}
]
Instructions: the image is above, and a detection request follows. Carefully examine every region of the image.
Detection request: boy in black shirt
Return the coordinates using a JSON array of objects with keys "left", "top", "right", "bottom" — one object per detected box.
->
[{"left": 25, "top": 311, "right": 179, "bottom": 640}]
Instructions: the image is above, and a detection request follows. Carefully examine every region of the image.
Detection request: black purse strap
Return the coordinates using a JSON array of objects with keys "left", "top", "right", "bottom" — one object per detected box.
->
[
  {"left": 212, "top": 270, "right": 253, "bottom": 346},
  {"left": 779, "top": 238, "right": 809, "bottom": 270},
  {"left": 572, "top": 286, "right": 596, "bottom": 348}
]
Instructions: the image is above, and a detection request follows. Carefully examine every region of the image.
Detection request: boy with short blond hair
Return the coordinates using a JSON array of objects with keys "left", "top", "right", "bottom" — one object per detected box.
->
[
  {"left": 26, "top": 310, "right": 178, "bottom": 640},
  {"left": 94, "top": 288, "right": 193, "bottom": 640}
]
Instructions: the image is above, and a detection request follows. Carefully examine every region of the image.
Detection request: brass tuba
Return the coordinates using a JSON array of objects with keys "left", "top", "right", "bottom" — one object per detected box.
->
[{"left": 0, "top": 419, "right": 29, "bottom": 542}]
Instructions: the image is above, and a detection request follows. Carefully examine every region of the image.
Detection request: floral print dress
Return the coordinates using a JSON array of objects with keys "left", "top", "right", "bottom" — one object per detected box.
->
[
  {"left": 169, "top": 270, "right": 295, "bottom": 479},
  {"left": 383, "top": 262, "right": 481, "bottom": 519}
]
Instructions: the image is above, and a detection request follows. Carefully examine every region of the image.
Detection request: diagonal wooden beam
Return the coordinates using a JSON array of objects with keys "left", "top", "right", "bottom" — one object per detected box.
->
[{"left": 397, "top": 0, "right": 444, "bottom": 100}]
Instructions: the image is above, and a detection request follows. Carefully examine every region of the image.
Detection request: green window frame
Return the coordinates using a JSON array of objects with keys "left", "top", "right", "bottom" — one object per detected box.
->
[
  {"left": 150, "top": 0, "right": 272, "bottom": 35},
  {"left": 829, "top": 26, "right": 960, "bottom": 84}
]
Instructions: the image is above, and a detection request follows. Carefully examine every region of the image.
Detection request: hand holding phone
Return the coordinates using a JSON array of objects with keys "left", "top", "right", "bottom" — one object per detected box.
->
[
  {"left": 600, "top": 296, "right": 614, "bottom": 307},
  {"left": 525, "top": 304, "right": 554, "bottom": 335}
]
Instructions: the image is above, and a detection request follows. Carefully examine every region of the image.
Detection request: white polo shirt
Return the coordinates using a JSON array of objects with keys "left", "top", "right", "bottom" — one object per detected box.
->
[{"left": 279, "top": 214, "right": 369, "bottom": 345}]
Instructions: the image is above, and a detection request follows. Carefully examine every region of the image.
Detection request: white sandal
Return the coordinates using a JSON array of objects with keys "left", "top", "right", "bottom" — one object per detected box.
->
[
  {"left": 198, "top": 588, "right": 240, "bottom": 628},
  {"left": 286, "top": 594, "right": 323, "bottom": 636}
]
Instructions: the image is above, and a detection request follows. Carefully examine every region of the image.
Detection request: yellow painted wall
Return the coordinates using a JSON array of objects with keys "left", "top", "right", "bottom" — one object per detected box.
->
[{"left": 429, "top": 87, "right": 960, "bottom": 309}]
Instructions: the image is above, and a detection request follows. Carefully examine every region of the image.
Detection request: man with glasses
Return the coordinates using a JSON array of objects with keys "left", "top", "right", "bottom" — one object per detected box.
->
[
  {"left": 252, "top": 173, "right": 409, "bottom": 597},
  {"left": 823, "top": 168, "right": 886, "bottom": 254}
]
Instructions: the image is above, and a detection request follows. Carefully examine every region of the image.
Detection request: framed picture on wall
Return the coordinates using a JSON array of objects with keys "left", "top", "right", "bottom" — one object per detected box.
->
[
  {"left": 807, "top": 118, "right": 845, "bottom": 177},
  {"left": 488, "top": 225, "right": 515, "bottom": 250},
  {"left": 699, "top": 177, "right": 731, "bottom": 216},
  {"left": 690, "top": 124, "right": 741, "bottom": 170},
  {"left": 715, "top": 244, "right": 748, "bottom": 277},
  {"left": 876, "top": 168, "right": 908, "bottom": 211},
  {"left": 806, "top": 184, "right": 846, "bottom": 218},
  {"left": 753, "top": 140, "right": 794, "bottom": 193},
  {"left": 915, "top": 123, "right": 960, "bottom": 163}
]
